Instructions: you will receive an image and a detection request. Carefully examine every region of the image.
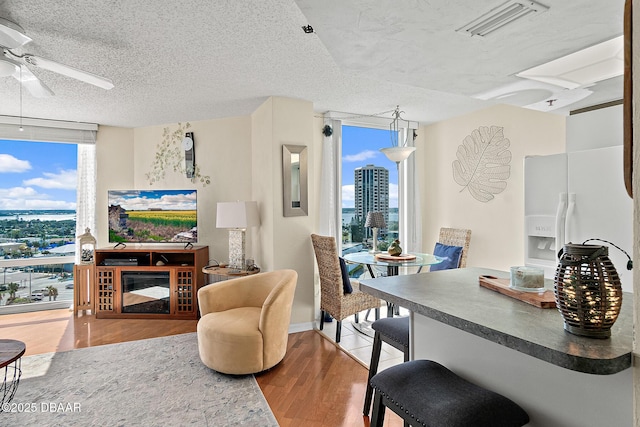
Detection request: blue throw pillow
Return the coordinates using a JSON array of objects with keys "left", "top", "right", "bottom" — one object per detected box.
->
[
  {"left": 431, "top": 242, "right": 463, "bottom": 271},
  {"left": 339, "top": 257, "right": 353, "bottom": 294}
]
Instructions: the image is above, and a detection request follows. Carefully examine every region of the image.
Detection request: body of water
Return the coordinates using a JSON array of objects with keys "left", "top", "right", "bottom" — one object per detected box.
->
[
  {"left": 342, "top": 209, "right": 398, "bottom": 225},
  {"left": 0, "top": 211, "right": 76, "bottom": 221}
]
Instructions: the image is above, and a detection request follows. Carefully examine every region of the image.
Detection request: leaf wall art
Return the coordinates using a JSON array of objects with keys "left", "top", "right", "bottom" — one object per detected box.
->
[{"left": 452, "top": 125, "right": 511, "bottom": 202}]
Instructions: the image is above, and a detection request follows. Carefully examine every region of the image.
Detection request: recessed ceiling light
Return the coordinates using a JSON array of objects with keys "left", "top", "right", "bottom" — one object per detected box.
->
[
  {"left": 457, "top": 0, "right": 549, "bottom": 37},
  {"left": 516, "top": 36, "right": 624, "bottom": 89}
]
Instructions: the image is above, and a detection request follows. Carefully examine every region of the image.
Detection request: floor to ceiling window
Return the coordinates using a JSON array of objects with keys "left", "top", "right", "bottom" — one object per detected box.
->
[
  {"left": 0, "top": 117, "right": 96, "bottom": 312},
  {"left": 0, "top": 139, "right": 78, "bottom": 307},
  {"left": 341, "top": 125, "right": 398, "bottom": 252},
  {"left": 319, "top": 114, "right": 420, "bottom": 261}
]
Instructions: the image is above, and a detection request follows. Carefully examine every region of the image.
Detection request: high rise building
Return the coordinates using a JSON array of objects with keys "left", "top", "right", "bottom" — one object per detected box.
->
[{"left": 354, "top": 164, "right": 389, "bottom": 238}]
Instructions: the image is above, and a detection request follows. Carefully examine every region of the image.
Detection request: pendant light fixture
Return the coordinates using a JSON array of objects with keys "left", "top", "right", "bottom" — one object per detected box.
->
[{"left": 380, "top": 106, "right": 416, "bottom": 165}]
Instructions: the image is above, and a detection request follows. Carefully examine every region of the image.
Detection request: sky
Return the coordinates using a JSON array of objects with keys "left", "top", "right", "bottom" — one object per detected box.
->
[
  {"left": 341, "top": 125, "right": 398, "bottom": 209},
  {"left": 0, "top": 139, "right": 77, "bottom": 210}
]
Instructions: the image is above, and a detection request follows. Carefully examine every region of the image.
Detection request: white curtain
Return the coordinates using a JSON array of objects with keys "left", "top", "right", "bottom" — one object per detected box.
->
[
  {"left": 399, "top": 128, "right": 422, "bottom": 253},
  {"left": 318, "top": 119, "right": 342, "bottom": 242},
  {"left": 75, "top": 144, "right": 97, "bottom": 263}
]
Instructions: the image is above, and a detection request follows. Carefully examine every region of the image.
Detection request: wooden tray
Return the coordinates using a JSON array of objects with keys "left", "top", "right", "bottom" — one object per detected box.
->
[
  {"left": 478, "top": 275, "right": 557, "bottom": 309},
  {"left": 374, "top": 253, "right": 416, "bottom": 261}
]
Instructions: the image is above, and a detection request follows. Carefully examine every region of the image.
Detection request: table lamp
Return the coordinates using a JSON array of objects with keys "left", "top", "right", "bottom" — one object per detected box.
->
[
  {"left": 216, "top": 201, "right": 260, "bottom": 269},
  {"left": 365, "top": 211, "right": 386, "bottom": 253}
]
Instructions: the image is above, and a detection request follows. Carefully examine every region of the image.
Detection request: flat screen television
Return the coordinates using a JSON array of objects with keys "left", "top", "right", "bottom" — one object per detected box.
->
[{"left": 108, "top": 189, "right": 197, "bottom": 243}]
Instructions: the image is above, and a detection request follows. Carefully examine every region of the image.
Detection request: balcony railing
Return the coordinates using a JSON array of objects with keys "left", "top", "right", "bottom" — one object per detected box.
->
[{"left": 0, "top": 256, "right": 75, "bottom": 314}]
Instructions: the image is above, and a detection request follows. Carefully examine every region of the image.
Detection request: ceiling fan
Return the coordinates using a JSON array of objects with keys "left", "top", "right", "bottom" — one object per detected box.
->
[{"left": 0, "top": 16, "right": 114, "bottom": 97}]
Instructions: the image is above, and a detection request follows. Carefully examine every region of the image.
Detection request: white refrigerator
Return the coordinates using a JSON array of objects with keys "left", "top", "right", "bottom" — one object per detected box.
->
[{"left": 524, "top": 145, "right": 634, "bottom": 292}]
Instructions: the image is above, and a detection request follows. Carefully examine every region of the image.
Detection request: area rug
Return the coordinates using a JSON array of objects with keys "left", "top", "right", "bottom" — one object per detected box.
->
[{"left": 2, "top": 333, "right": 278, "bottom": 426}]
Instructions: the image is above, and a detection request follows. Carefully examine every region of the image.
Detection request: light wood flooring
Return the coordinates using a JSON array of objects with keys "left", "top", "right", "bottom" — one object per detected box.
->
[{"left": 1, "top": 308, "right": 403, "bottom": 426}]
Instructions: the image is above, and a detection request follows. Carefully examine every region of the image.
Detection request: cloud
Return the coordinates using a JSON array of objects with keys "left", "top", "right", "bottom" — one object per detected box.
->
[
  {"left": 0, "top": 186, "right": 76, "bottom": 210},
  {"left": 23, "top": 169, "right": 77, "bottom": 190},
  {"left": 342, "top": 184, "right": 355, "bottom": 208},
  {"left": 389, "top": 183, "right": 398, "bottom": 206},
  {"left": 0, "top": 187, "right": 39, "bottom": 198},
  {"left": 343, "top": 150, "right": 378, "bottom": 162},
  {"left": 0, "top": 154, "right": 31, "bottom": 173}
]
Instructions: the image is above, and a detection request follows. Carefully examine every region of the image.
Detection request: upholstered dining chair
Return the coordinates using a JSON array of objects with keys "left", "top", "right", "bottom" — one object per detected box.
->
[
  {"left": 431, "top": 227, "right": 472, "bottom": 270},
  {"left": 196, "top": 269, "right": 297, "bottom": 375},
  {"left": 311, "top": 234, "right": 381, "bottom": 343}
]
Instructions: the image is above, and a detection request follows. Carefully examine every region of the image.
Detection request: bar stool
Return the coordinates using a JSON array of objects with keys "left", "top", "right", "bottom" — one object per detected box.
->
[
  {"left": 370, "top": 360, "right": 529, "bottom": 427},
  {"left": 363, "top": 316, "right": 410, "bottom": 417}
]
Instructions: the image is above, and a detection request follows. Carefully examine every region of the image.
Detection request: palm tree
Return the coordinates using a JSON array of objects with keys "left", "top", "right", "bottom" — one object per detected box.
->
[{"left": 7, "top": 282, "right": 19, "bottom": 300}]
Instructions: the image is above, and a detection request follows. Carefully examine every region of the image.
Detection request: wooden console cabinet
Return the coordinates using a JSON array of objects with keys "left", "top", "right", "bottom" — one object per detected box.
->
[{"left": 94, "top": 246, "right": 209, "bottom": 319}]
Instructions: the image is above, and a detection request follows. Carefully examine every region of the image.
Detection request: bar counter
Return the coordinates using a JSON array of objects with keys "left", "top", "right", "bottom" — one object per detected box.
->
[{"left": 360, "top": 267, "right": 633, "bottom": 427}]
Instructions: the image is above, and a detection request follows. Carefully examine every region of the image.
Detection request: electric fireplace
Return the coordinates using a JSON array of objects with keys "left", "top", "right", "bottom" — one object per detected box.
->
[{"left": 121, "top": 271, "right": 171, "bottom": 314}]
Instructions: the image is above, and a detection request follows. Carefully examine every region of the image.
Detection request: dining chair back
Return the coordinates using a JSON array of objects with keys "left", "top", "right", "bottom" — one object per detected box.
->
[
  {"left": 311, "top": 234, "right": 380, "bottom": 343},
  {"left": 437, "top": 227, "right": 472, "bottom": 268}
]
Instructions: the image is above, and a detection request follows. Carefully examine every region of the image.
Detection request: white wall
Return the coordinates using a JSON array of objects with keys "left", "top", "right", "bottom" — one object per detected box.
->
[
  {"left": 95, "top": 97, "right": 316, "bottom": 327},
  {"left": 95, "top": 125, "right": 134, "bottom": 245},
  {"left": 418, "top": 104, "right": 565, "bottom": 270},
  {"left": 251, "top": 97, "right": 316, "bottom": 326},
  {"left": 131, "top": 116, "right": 253, "bottom": 262}
]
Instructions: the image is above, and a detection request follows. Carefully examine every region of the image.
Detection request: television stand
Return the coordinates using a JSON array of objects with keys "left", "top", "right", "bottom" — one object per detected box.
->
[{"left": 94, "top": 245, "right": 209, "bottom": 319}]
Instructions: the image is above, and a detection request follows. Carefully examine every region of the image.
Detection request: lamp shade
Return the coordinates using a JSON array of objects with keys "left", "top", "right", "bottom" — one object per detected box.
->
[
  {"left": 216, "top": 201, "right": 260, "bottom": 229},
  {"left": 365, "top": 211, "right": 386, "bottom": 229},
  {"left": 380, "top": 146, "right": 416, "bottom": 163}
]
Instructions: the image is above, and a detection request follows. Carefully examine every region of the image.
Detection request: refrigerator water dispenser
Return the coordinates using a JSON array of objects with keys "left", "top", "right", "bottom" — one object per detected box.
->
[{"left": 525, "top": 216, "right": 557, "bottom": 275}]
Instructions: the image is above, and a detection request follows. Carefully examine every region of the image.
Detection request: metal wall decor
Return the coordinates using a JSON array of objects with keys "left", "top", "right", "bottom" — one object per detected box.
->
[
  {"left": 146, "top": 122, "right": 211, "bottom": 187},
  {"left": 452, "top": 125, "right": 512, "bottom": 202}
]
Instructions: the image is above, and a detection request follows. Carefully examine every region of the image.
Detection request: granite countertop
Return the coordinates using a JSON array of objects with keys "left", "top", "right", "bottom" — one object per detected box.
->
[{"left": 359, "top": 267, "right": 632, "bottom": 375}]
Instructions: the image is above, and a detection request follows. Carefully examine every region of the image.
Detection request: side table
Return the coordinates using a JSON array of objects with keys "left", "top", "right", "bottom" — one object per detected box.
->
[
  {"left": 202, "top": 266, "right": 260, "bottom": 284},
  {"left": 0, "top": 339, "right": 26, "bottom": 407}
]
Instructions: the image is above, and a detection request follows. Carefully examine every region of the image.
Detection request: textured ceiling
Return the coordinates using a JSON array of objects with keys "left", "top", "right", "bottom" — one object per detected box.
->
[{"left": 0, "top": 0, "right": 625, "bottom": 128}]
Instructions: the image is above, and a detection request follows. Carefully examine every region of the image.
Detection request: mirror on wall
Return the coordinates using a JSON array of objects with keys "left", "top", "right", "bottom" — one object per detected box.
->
[{"left": 282, "top": 144, "right": 308, "bottom": 217}]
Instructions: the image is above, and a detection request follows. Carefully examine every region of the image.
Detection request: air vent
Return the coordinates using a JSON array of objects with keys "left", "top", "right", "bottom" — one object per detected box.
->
[{"left": 456, "top": 0, "right": 549, "bottom": 37}]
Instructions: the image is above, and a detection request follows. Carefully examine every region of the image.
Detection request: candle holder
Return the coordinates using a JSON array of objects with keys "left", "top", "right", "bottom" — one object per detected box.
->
[{"left": 554, "top": 243, "right": 622, "bottom": 338}]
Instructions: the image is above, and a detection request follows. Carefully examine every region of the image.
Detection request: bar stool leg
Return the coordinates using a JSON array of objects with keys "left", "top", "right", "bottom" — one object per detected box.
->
[
  {"left": 370, "top": 390, "right": 385, "bottom": 427},
  {"left": 363, "top": 332, "right": 382, "bottom": 415}
]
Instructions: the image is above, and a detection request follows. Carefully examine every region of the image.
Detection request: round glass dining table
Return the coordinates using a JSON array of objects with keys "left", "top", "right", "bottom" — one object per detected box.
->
[
  {"left": 343, "top": 251, "right": 444, "bottom": 317},
  {"left": 343, "top": 251, "right": 444, "bottom": 278}
]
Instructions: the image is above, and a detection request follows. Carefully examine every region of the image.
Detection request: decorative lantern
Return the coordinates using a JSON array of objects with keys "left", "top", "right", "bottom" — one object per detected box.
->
[
  {"left": 554, "top": 244, "right": 623, "bottom": 338},
  {"left": 77, "top": 228, "right": 96, "bottom": 265}
]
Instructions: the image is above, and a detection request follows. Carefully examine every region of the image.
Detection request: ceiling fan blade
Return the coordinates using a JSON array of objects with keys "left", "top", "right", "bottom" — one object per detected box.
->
[
  {"left": 11, "top": 64, "right": 54, "bottom": 97},
  {"left": 23, "top": 54, "right": 114, "bottom": 90},
  {"left": 0, "top": 17, "right": 32, "bottom": 49}
]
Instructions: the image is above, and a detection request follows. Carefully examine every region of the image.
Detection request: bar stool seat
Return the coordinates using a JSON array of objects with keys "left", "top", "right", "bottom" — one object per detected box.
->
[
  {"left": 370, "top": 359, "right": 529, "bottom": 427},
  {"left": 363, "top": 317, "right": 410, "bottom": 417}
]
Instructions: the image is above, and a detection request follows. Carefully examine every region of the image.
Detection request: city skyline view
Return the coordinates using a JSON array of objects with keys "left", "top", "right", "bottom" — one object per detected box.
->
[
  {"left": 342, "top": 125, "right": 398, "bottom": 210},
  {"left": 0, "top": 139, "right": 77, "bottom": 211}
]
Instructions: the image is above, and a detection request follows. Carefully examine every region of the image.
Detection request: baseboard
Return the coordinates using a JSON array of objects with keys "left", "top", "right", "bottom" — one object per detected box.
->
[{"left": 289, "top": 322, "right": 314, "bottom": 334}]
